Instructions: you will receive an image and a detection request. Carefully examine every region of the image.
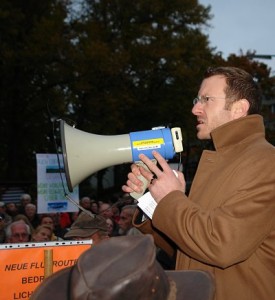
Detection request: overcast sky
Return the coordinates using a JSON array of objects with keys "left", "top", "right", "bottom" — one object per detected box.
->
[{"left": 199, "top": 0, "right": 275, "bottom": 73}]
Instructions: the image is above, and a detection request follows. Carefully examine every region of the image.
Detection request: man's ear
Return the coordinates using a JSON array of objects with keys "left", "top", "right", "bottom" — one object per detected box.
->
[{"left": 231, "top": 99, "right": 250, "bottom": 119}]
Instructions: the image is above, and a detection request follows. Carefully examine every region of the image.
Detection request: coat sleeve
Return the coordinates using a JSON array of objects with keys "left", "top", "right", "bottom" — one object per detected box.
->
[
  {"left": 132, "top": 208, "right": 176, "bottom": 257},
  {"left": 152, "top": 185, "right": 275, "bottom": 269}
]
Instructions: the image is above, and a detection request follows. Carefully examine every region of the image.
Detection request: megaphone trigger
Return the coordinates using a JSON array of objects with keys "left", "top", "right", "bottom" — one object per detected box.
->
[
  {"left": 171, "top": 127, "right": 183, "bottom": 153},
  {"left": 130, "top": 160, "right": 157, "bottom": 200}
]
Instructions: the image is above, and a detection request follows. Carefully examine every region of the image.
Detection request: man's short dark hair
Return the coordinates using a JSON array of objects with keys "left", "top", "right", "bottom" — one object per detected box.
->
[{"left": 205, "top": 66, "right": 262, "bottom": 114}]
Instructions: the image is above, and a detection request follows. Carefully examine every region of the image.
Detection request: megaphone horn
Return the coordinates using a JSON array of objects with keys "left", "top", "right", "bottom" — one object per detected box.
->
[{"left": 60, "top": 120, "right": 183, "bottom": 192}]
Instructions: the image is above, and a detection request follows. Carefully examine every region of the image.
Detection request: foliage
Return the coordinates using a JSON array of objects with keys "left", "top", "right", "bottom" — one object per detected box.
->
[
  {"left": 0, "top": 0, "right": 274, "bottom": 196},
  {"left": 0, "top": 0, "right": 70, "bottom": 183},
  {"left": 64, "top": 0, "right": 215, "bottom": 136}
]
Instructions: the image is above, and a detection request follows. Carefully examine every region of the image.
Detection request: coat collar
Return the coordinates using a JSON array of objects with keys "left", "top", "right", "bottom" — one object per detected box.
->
[{"left": 210, "top": 114, "right": 265, "bottom": 150}]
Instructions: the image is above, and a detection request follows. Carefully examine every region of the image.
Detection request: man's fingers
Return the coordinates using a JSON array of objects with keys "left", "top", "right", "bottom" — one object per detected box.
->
[
  {"left": 152, "top": 151, "right": 171, "bottom": 173},
  {"left": 139, "top": 151, "right": 170, "bottom": 177},
  {"left": 130, "top": 163, "right": 141, "bottom": 176},
  {"left": 128, "top": 172, "right": 144, "bottom": 186},
  {"left": 122, "top": 184, "right": 132, "bottom": 193}
]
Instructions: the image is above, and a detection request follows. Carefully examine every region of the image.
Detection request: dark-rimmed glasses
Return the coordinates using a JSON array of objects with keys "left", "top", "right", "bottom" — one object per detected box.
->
[{"left": 193, "top": 95, "right": 227, "bottom": 105}]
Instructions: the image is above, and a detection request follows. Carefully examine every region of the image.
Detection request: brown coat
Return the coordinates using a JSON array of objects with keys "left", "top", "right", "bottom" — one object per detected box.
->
[{"left": 134, "top": 115, "right": 275, "bottom": 300}]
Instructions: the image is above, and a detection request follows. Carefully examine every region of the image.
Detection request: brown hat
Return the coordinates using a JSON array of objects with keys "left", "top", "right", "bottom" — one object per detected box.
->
[
  {"left": 64, "top": 212, "right": 108, "bottom": 239},
  {"left": 31, "top": 235, "right": 215, "bottom": 300}
]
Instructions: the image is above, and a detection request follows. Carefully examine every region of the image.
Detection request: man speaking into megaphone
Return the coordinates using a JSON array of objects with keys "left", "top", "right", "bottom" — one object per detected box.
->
[{"left": 122, "top": 66, "right": 275, "bottom": 300}]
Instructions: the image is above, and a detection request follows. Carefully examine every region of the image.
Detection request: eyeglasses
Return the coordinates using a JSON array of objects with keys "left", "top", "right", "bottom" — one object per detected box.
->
[
  {"left": 193, "top": 95, "right": 227, "bottom": 105},
  {"left": 12, "top": 233, "right": 29, "bottom": 239}
]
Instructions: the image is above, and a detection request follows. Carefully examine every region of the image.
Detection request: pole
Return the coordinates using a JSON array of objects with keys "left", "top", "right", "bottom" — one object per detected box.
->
[{"left": 44, "top": 249, "right": 53, "bottom": 278}]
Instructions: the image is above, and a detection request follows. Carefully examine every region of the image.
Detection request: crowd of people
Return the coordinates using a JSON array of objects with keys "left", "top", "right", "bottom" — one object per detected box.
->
[
  {"left": 2, "top": 66, "right": 275, "bottom": 299},
  {"left": 0, "top": 191, "right": 142, "bottom": 245}
]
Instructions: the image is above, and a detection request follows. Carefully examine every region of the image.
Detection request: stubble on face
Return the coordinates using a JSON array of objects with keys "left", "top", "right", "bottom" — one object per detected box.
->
[{"left": 193, "top": 76, "right": 234, "bottom": 140}]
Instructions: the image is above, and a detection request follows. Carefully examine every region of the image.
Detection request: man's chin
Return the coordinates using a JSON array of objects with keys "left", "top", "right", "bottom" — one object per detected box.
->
[{"left": 197, "top": 132, "right": 211, "bottom": 140}]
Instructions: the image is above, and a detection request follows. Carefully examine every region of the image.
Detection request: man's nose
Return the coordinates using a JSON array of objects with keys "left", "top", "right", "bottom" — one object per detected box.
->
[
  {"left": 192, "top": 102, "right": 202, "bottom": 115},
  {"left": 18, "top": 235, "right": 25, "bottom": 241}
]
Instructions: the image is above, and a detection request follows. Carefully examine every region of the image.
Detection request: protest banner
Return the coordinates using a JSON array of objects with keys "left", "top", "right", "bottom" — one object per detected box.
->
[
  {"left": 0, "top": 241, "right": 92, "bottom": 300},
  {"left": 36, "top": 153, "right": 79, "bottom": 214}
]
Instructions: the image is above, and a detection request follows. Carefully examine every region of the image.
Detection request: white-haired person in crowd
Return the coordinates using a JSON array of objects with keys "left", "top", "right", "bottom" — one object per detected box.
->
[{"left": 5, "top": 220, "right": 31, "bottom": 243}]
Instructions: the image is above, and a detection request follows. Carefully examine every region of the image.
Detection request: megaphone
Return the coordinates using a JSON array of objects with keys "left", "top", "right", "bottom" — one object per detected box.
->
[{"left": 60, "top": 120, "right": 183, "bottom": 193}]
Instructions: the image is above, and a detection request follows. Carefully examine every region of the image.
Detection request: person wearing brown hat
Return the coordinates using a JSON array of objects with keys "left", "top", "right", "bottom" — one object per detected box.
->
[
  {"left": 31, "top": 235, "right": 215, "bottom": 300},
  {"left": 64, "top": 212, "right": 109, "bottom": 245}
]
